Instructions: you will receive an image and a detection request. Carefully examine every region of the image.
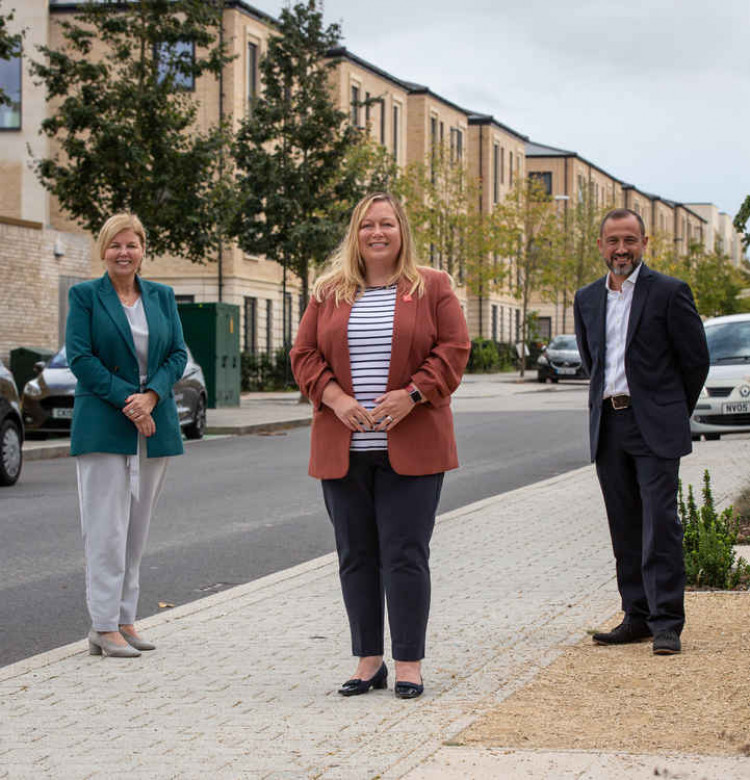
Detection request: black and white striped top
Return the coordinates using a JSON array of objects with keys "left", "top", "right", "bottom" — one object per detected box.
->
[{"left": 348, "top": 285, "right": 397, "bottom": 451}]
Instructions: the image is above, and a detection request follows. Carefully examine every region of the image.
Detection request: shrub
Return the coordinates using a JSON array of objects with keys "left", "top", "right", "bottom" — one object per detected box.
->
[
  {"left": 467, "top": 339, "right": 517, "bottom": 373},
  {"left": 680, "top": 470, "right": 750, "bottom": 589},
  {"left": 241, "top": 349, "right": 297, "bottom": 392}
]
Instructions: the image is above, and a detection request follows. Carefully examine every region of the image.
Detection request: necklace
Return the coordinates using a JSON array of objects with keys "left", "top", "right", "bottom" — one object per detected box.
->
[{"left": 117, "top": 290, "right": 140, "bottom": 307}]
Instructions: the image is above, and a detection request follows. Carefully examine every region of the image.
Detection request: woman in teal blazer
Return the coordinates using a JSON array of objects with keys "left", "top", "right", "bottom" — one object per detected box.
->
[{"left": 66, "top": 213, "right": 187, "bottom": 658}]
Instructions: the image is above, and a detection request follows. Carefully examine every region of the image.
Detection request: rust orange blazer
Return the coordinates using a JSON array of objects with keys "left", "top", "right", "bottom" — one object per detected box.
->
[{"left": 291, "top": 267, "right": 470, "bottom": 479}]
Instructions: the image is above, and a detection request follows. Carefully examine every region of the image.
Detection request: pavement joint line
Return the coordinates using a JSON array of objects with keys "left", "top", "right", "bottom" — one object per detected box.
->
[{"left": 0, "top": 464, "right": 597, "bottom": 683}]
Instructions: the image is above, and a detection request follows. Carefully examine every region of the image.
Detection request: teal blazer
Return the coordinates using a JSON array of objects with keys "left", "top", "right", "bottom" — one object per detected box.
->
[{"left": 66, "top": 273, "right": 188, "bottom": 458}]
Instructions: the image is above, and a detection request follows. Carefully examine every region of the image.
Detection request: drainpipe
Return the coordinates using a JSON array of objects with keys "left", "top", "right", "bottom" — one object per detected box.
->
[{"left": 217, "top": 8, "right": 225, "bottom": 302}]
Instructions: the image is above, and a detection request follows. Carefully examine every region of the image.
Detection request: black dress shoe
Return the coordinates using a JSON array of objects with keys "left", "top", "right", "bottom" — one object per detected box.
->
[
  {"left": 394, "top": 680, "right": 424, "bottom": 699},
  {"left": 338, "top": 662, "right": 388, "bottom": 696},
  {"left": 652, "top": 630, "right": 681, "bottom": 655},
  {"left": 592, "top": 621, "right": 651, "bottom": 645}
]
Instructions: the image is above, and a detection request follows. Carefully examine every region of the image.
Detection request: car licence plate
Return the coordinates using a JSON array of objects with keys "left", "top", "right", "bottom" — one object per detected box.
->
[
  {"left": 722, "top": 401, "right": 750, "bottom": 414},
  {"left": 51, "top": 407, "right": 73, "bottom": 419},
  {"left": 556, "top": 367, "right": 576, "bottom": 375}
]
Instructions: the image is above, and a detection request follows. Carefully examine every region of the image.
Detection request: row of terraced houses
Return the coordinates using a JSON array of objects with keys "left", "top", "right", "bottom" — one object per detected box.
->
[{"left": 0, "top": 0, "right": 745, "bottom": 362}]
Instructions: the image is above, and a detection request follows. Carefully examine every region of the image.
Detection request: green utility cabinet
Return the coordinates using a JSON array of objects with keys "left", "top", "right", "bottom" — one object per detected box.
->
[{"left": 178, "top": 302, "right": 240, "bottom": 408}]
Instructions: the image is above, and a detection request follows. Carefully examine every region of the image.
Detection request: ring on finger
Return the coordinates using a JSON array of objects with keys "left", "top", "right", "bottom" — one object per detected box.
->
[{"left": 386, "top": 415, "right": 393, "bottom": 423}]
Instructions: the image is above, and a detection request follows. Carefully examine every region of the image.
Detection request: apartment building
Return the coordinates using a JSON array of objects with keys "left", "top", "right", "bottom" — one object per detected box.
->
[
  {"left": 467, "top": 115, "right": 528, "bottom": 343},
  {"left": 685, "top": 203, "right": 744, "bottom": 266},
  {"left": 0, "top": 0, "right": 744, "bottom": 362},
  {"left": 0, "top": 0, "right": 91, "bottom": 360}
]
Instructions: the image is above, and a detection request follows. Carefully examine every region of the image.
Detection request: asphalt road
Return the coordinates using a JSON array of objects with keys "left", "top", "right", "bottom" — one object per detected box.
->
[{"left": 0, "top": 409, "right": 589, "bottom": 667}]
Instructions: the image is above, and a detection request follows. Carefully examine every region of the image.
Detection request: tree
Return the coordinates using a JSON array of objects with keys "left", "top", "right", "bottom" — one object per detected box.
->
[
  {"left": 397, "top": 147, "right": 495, "bottom": 300},
  {"left": 734, "top": 195, "right": 750, "bottom": 253},
  {"left": 0, "top": 7, "right": 22, "bottom": 108},
  {"left": 492, "top": 177, "right": 561, "bottom": 375},
  {"left": 231, "top": 1, "right": 394, "bottom": 314},
  {"left": 542, "top": 188, "right": 610, "bottom": 333},
  {"left": 30, "top": 0, "right": 234, "bottom": 263},
  {"left": 649, "top": 242, "right": 750, "bottom": 318}
]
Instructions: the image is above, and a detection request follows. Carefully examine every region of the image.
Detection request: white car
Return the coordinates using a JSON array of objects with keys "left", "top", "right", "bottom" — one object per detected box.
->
[{"left": 691, "top": 313, "right": 750, "bottom": 441}]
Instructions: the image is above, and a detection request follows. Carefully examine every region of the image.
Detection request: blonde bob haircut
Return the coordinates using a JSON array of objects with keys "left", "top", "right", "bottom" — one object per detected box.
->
[
  {"left": 96, "top": 212, "right": 147, "bottom": 270},
  {"left": 312, "top": 192, "right": 425, "bottom": 305}
]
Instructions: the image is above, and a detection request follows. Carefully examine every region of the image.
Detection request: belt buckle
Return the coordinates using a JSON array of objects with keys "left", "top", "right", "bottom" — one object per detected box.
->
[{"left": 611, "top": 395, "right": 629, "bottom": 410}]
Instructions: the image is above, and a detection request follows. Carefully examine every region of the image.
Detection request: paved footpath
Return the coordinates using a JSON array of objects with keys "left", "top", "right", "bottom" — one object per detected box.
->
[{"left": 4, "top": 436, "right": 750, "bottom": 778}]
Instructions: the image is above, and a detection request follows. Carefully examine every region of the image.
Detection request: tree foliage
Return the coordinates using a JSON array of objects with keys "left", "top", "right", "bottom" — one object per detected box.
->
[
  {"left": 30, "top": 0, "right": 234, "bottom": 263},
  {"left": 491, "top": 177, "right": 560, "bottom": 374},
  {"left": 397, "top": 148, "right": 494, "bottom": 294},
  {"left": 231, "top": 1, "right": 395, "bottom": 309},
  {"left": 0, "top": 7, "right": 23, "bottom": 108},
  {"left": 734, "top": 195, "right": 750, "bottom": 252}
]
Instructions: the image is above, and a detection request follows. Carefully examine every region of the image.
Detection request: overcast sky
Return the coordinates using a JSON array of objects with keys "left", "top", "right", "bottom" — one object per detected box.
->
[{"left": 249, "top": 0, "right": 748, "bottom": 219}]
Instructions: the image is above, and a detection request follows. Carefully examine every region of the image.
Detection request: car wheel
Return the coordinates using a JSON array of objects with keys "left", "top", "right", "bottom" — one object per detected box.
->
[
  {"left": 0, "top": 418, "right": 22, "bottom": 486},
  {"left": 551, "top": 377, "right": 559, "bottom": 384},
  {"left": 184, "top": 395, "right": 206, "bottom": 440},
  {"left": 704, "top": 433, "right": 721, "bottom": 441},
  {"left": 537, "top": 372, "right": 546, "bottom": 383}
]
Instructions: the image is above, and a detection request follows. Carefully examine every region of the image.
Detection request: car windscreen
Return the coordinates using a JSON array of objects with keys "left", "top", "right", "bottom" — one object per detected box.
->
[
  {"left": 704, "top": 321, "right": 750, "bottom": 365},
  {"left": 549, "top": 336, "right": 578, "bottom": 350},
  {"left": 47, "top": 347, "right": 68, "bottom": 369}
]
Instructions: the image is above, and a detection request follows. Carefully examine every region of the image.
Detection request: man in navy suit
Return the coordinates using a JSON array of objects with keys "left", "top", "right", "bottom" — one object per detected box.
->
[{"left": 574, "top": 208, "right": 709, "bottom": 655}]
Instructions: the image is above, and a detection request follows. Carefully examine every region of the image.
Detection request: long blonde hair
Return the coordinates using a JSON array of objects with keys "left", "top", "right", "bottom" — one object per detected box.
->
[{"left": 312, "top": 192, "right": 426, "bottom": 305}]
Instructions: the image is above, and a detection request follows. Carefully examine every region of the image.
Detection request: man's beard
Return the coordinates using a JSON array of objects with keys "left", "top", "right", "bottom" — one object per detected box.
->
[{"left": 606, "top": 252, "right": 642, "bottom": 278}]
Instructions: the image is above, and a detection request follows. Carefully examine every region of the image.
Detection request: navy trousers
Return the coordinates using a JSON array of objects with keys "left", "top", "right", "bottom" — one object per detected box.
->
[
  {"left": 595, "top": 405, "right": 685, "bottom": 635},
  {"left": 322, "top": 451, "right": 444, "bottom": 661}
]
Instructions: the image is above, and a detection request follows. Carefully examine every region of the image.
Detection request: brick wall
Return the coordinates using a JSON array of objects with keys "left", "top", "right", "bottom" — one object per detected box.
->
[{"left": 0, "top": 221, "right": 92, "bottom": 362}]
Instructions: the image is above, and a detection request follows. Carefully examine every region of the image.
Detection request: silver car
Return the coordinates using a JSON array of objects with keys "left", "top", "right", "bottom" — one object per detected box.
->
[{"left": 691, "top": 313, "right": 750, "bottom": 441}]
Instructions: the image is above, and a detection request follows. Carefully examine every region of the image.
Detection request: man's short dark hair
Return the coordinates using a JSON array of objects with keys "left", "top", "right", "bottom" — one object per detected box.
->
[{"left": 599, "top": 208, "right": 646, "bottom": 237}]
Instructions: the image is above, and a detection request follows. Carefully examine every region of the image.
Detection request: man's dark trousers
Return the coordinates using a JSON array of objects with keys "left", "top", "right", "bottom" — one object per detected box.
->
[{"left": 596, "top": 404, "right": 685, "bottom": 635}]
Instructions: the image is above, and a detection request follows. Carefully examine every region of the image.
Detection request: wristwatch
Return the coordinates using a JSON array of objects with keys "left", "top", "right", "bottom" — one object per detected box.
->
[{"left": 406, "top": 382, "right": 423, "bottom": 404}]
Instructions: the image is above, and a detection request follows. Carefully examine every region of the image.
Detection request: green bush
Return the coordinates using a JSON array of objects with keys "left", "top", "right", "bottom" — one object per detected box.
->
[
  {"left": 241, "top": 349, "right": 297, "bottom": 392},
  {"left": 680, "top": 470, "right": 750, "bottom": 589},
  {"left": 467, "top": 339, "right": 516, "bottom": 373}
]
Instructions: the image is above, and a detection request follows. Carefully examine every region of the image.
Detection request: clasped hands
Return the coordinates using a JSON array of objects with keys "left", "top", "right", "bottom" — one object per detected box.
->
[
  {"left": 332, "top": 389, "right": 415, "bottom": 433},
  {"left": 122, "top": 390, "right": 159, "bottom": 437}
]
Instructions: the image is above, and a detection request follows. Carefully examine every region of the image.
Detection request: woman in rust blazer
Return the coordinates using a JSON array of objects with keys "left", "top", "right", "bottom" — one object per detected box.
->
[{"left": 291, "top": 192, "right": 469, "bottom": 699}]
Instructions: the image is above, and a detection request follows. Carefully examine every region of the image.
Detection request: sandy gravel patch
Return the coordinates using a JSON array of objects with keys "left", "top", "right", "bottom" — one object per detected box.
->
[{"left": 460, "top": 592, "right": 750, "bottom": 756}]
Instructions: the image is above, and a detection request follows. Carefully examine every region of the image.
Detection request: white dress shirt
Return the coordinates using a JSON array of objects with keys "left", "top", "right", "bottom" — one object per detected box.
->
[{"left": 603, "top": 263, "right": 642, "bottom": 399}]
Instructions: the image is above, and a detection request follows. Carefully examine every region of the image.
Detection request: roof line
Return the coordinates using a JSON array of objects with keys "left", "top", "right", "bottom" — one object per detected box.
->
[{"left": 468, "top": 114, "right": 528, "bottom": 142}]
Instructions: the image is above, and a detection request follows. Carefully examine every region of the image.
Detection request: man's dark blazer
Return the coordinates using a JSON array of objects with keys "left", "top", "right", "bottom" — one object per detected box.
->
[{"left": 574, "top": 263, "right": 709, "bottom": 462}]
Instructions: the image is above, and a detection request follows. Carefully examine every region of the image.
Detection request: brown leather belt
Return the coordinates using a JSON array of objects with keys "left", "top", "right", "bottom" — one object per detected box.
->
[{"left": 607, "top": 394, "right": 631, "bottom": 410}]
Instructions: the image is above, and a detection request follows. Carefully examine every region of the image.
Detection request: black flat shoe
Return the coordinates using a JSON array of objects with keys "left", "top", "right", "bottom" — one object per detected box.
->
[
  {"left": 394, "top": 679, "right": 424, "bottom": 699},
  {"left": 338, "top": 662, "right": 388, "bottom": 696}
]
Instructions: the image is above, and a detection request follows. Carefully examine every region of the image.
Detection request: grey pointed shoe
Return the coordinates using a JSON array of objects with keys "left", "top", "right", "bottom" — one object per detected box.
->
[
  {"left": 88, "top": 629, "right": 141, "bottom": 658},
  {"left": 120, "top": 629, "right": 156, "bottom": 651}
]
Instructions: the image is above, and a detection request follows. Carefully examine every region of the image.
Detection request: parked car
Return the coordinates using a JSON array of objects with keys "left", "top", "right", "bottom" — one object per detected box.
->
[
  {"left": 536, "top": 334, "right": 587, "bottom": 383},
  {"left": 22, "top": 345, "right": 207, "bottom": 440},
  {"left": 0, "top": 356, "right": 24, "bottom": 486},
  {"left": 691, "top": 313, "right": 750, "bottom": 441}
]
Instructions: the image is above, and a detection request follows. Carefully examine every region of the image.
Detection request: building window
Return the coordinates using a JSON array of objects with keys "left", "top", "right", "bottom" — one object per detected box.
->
[
  {"left": 528, "top": 171, "right": 552, "bottom": 196},
  {"left": 0, "top": 42, "right": 22, "bottom": 130},
  {"left": 449, "top": 128, "right": 463, "bottom": 163},
  {"left": 538, "top": 317, "right": 552, "bottom": 342},
  {"left": 265, "top": 299, "right": 273, "bottom": 354},
  {"left": 155, "top": 40, "right": 195, "bottom": 91},
  {"left": 379, "top": 98, "right": 386, "bottom": 145},
  {"left": 492, "top": 305, "right": 498, "bottom": 342},
  {"left": 298, "top": 293, "right": 306, "bottom": 322},
  {"left": 244, "top": 296, "right": 257, "bottom": 354},
  {"left": 365, "top": 91, "right": 371, "bottom": 124},
  {"left": 392, "top": 104, "right": 399, "bottom": 158},
  {"left": 283, "top": 292, "right": 293, "bottom": 346},
  {"left": 247, "top": 41, "right": 258, "bottom": 113},
  {"left": 351, "top": 85, "right": 360, "bottom": 126},
  {"left": 509, "top": 152, "right": 514, "bottom": 185},
  {"left": 500, "top": 306, "right": 505, "bottom": 341},
  {"left": 493, "top": 144, "right": 500, "bottom": 204}
]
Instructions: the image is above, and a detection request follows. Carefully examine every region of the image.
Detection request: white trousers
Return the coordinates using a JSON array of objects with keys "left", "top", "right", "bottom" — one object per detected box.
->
[{"left": 76, "top": 438, "right": 168, "bottom": 631}]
